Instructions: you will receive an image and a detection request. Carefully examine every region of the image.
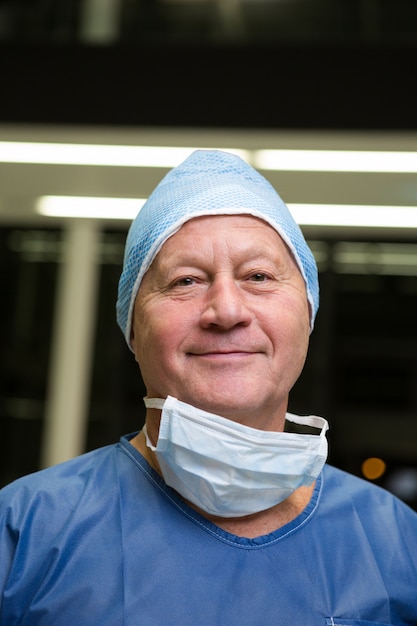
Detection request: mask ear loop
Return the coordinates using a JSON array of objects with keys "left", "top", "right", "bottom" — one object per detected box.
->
[
  {"left": 142, "top": 424, "right": 157, "bottom": 452},
  {"left": 286, "top": 413, "right": 329, "bottom": 437},
  {"left": 144, "top": 396, "right": 166, "bottom": 410},
  {"left": 143, "top": 397, "right": 176, "bottom": 450}
]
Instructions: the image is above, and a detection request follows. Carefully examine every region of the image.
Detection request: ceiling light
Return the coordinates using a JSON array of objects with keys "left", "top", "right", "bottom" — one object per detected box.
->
[
  {"left": 0, "top": 142, "right": 248, "bottom": 167},
  {"left": 290, "top": 204, "right": 417, "bottom": 228},
  {"left": 2, "top": 141, "right": 417, "bottom": 174},
  {"left": 253, "top": 149, "right": 417, "bottom": 173},
  {"left": 36, "top": 196, "right": 145, "bottom": 219},
  {"left": 36, "top": 196, "right": 417, "bottom": 229}
]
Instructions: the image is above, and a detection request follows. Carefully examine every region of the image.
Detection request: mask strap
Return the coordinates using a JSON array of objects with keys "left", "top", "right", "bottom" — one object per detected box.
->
[
  {"left": 286, "top": 413, "right": 329, "bottom": 436},
  {"left": 142, "top": 424, "right": 157, "bottom": 451},
  {"left": 144, "top": 396, "right": 166, "bottom": 410},
  {"left": 144, "top": 397, "right": 329, "bottom": 438}
]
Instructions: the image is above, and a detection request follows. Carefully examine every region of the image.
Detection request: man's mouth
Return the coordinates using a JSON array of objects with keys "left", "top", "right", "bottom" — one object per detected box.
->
[{"left": 188, "top": 350, "right": 258, "bottom": 359}]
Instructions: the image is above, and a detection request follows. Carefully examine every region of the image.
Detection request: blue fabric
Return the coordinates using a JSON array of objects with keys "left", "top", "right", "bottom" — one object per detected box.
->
[
  {"left": 1, "top": 436, "right": 417, "bottom": 625},
  {"left": 116, "top": 149, "right": 319, "bottom": 348}
]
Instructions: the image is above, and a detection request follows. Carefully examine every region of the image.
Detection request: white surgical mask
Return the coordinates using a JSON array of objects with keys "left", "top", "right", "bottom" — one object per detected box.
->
[{"left": 143, "top": 395, "right": 329, "bottom": 518}]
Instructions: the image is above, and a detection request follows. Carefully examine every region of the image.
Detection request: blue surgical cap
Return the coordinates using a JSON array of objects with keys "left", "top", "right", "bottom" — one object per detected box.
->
[{"left": 117, "top": 149, "right": 319, "bottom": 348}]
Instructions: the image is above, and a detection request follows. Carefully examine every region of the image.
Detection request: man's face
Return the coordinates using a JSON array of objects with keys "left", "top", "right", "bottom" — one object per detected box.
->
[{"left": 131, "top": 215, "right": 310, "bottom": 430}]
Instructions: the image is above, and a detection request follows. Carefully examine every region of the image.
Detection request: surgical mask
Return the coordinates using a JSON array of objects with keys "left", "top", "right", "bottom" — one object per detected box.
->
[{"left": 143, "top": 395, "right": 329, "bottom": 518}]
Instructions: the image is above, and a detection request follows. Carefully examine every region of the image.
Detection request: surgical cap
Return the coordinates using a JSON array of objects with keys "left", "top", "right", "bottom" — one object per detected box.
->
[{"left": 117, "top": 149, "right": 319, "bottom": 349}]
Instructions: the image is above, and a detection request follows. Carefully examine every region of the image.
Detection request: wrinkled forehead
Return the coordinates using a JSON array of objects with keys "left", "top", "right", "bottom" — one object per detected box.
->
[
  {"left": 145, "top": 213, "right": 300, "bottom": 274},
  {"left": 119, "top": 206, "right": 318, "bottom": 347}
]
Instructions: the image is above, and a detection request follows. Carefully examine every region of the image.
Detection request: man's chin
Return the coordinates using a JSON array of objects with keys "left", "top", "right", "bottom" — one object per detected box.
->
[{"left": 180, "top": 394, "right": 280, "bottom": 428}]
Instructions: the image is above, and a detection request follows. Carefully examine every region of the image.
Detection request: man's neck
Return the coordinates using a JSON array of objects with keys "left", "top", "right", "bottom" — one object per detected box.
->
[
  {"left": 130, "top": 430, "right": 315, "bottom": 539},
  {"left": 197, "top": 484, "right": 315, "bottom": 538}
]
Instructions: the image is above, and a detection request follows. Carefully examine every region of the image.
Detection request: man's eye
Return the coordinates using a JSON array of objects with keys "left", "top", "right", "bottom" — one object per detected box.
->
[
  {"left": 174, "top": 276, "right": 195, "bottom": 286},
  {"left": 250, "top": 273, "right": 268, "bottom": 282}
]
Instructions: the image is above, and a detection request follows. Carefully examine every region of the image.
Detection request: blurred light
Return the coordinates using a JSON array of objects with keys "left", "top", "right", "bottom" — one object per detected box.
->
[
  {"left": 1, "top": 142, "right": 417, "bottom": 174},
  {"left": 0, "top": 142, "right": 248, "bottom": 167},
  {"left": 362, "top": 457, "right": 386, "bottom": 480},
  {"left": 385, "top": 468, "right": 417, "bottom": 501},
  {"left": 36, "top": 196, "right": 417, "bottom": 228},
  {"left": 36, "top": 196, "right": 145, "bottom": 219},
  {"left": 253, "top": 149, "right": 417, "bottom": 173},
  {"left": 332, "top": 242, "right": 417, "bottom": 275},
  {"left": 290, "top": 204, "right": 417, "bottom": 228}
]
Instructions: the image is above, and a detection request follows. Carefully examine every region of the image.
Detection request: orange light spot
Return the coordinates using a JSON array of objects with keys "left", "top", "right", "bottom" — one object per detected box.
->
[{"left": 362, "top": 457, "right": 386, "bottom": 480}]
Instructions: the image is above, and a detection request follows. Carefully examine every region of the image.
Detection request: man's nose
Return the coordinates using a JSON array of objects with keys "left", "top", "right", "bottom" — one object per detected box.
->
[{"left": 199, "top": 277, "right": 253, "bottom": 329}]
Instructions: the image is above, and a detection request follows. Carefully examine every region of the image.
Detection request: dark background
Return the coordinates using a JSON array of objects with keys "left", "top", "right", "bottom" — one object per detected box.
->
[{"left": 1, "top": 0, "right": 416, "bottom": 508}]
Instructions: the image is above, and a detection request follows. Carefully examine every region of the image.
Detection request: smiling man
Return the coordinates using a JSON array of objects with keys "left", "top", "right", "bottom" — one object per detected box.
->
[
  {"left": 1, "top": 150, "right": 417, "bottom": 625},
  {"left": 130, "top": 214, "right": 310, "bottom": 428}
]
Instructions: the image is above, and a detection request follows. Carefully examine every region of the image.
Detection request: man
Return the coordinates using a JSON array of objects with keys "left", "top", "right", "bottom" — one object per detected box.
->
[{"left": 1, "top": 149, "right": 417, "bottom": 624}]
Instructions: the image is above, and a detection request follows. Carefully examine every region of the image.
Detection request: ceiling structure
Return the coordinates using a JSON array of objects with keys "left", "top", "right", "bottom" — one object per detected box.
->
[
  {"left": 1, "top": 0, "right": 417, "bottom": 130},
  {"left": 0, "top": 0, "right": 416, "bottom": 234},
  {"left": 0, "top": 124, "right": 417, "bottom": 241}
]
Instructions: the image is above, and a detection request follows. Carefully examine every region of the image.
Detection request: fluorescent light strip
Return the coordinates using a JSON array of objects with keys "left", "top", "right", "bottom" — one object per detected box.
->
[
  {"left": 0, "top": 142, "right": 248, "bottom": 167},
  {"left": 1, "top": 141, "right": 417, "bottom": 173},
  {"left": 36, "top": 196, "right": 417, "bottom": 228},
  {"left": 36, "top": 196, "right": 146, "bottom": 219},
  {"left": 253, "top": 149, "right": 417, "bottom": 173},
  {"left": 331, "top": 243, "right": 417, "bottom": 275},
  {"left": 290, "top": 204, "right": 417, "bottom": 228}
]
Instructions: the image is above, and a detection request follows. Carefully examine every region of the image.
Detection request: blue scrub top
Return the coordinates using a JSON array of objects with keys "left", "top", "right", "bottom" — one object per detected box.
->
[{"left": 1, "top": 434, "right": 417, "bottom": 625}]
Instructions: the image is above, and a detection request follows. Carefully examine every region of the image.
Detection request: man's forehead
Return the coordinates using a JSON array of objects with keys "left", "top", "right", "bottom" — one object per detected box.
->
[
  {"left": 150, "top": 215, "right": 297, "bottom": 276},
  {"left": 160, "top": 213, "right": 283, "bottom": 248},
  {"left": 156, "top": 214, "right": 284, "bottom": 249}
]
